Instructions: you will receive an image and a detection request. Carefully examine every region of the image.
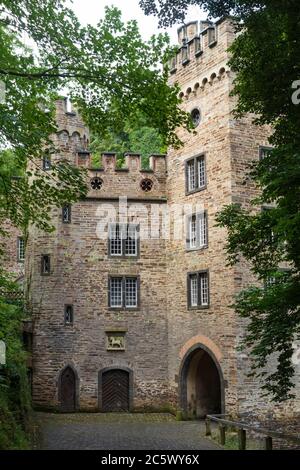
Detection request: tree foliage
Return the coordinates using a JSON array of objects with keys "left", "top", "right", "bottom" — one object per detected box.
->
[
  {"left": 90, "top": 115, "right": 166, "bottom": 169},
  {"left": 141, "top": 0, "right": 300, "bottom": 401},
  {"left": 0, "top": 1, "right": 191, "bottom": 234},
  {"left": 0, "top": 284, "right": 31, "bottom": 449}
]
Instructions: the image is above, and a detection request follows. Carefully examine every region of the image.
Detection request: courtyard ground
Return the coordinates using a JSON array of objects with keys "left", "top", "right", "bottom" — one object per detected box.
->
[{"left": 33, "top": 412, "right": 221, "bottom": 450}]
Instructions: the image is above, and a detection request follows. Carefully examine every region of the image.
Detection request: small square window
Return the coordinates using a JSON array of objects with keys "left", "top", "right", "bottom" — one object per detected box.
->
[
  {"left": 62, "top": 205, "right": 71, "bottom": 223},
  {"left": 64, "top": 305, "right": 73, "bottom": 325},
  {"left": 41, "top": 255, "right": 51, "bottom": 275},
  {"left": 18, "top": 237, "right": 25, "bottom": 262}
]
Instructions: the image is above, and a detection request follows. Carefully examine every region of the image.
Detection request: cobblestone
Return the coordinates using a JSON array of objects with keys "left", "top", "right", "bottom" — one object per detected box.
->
[{"left": 35, "top": 413, "right": 221, "bottom": 450}]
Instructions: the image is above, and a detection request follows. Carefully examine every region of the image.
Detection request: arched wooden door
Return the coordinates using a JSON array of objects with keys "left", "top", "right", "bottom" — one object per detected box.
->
[
  {"left": 60, "top": 366, "right": 76, "bottom": 412},
  {"left": 102, "top": 369, "right": 129, "bottom": 412}
]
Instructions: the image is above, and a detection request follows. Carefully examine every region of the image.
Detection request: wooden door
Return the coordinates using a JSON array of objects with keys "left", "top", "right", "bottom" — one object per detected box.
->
[
  {"left": 60, "top": 367, "right": 76, "bottom": 412},
  {"left": 102, "top": 369, "right": 129, "bottom": 412}
]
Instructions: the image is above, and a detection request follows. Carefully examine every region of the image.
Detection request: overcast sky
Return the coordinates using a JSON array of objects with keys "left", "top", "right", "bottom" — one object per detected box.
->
[{"left": 70, "top": 0, "right": 204, "bottom": 43}]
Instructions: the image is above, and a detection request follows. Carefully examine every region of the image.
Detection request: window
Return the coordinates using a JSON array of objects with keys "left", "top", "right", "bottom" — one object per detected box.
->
[
  {"left": 191, "top": 108, "right": 201, "bottom": 127},
  {"left": 187, "top": 212, "right": 208, "bottom": 250},
  {"left": 188, "top": 271, "right": 209, "bottom": 308},
  {"left": 109, "top": 224, "right": 139, "bottom": 257},
  {"left": 125, "top": 278, "right": 138, "bottom": 308},
  {"left": 169, "top": 55, "right": 177, "bottom": 73},
  {"left": 140, "top": 178, "right": 153, "bottom": 192},
  {"left": 110, "top": 277, "right": 123, "bottom": 308},
  {"left": 264, "top": 268, "right": 291, "bottom": 290},
  {"left": 261, "top": 206, "right": 276, "bottom": 243},
  {"left": 18, "top": 237, "right": 25, "bottom": 262},
  {"left": 208, "top": 27, "right": 217, "bottom": 46},
  {"left": 181, "top": 45, "right": 190, "bottom": 65},
  {"left": 186, "top": 155, "right": 206, "bottom": 193},
  {"left": 62, "top": 205, "right": 71, "bottom": 223},
  {"left": 90, "top": 176, "right": 103, "bottom": 190},
  {"left": 259, "top": 146, "right": 273, "bottom": 160},
  {"left": 194, "top": 36, "right": 202, "bottom": 56},
  {"left": 43, "top": 154, "right": 51, "bottom": 170},
  {"left": 41, "top": 255, "right": 50, "bottom": 275},
  {"left": 109, "top": 276, "right": 139, "bottom": 309},
  {"left": 64, "top": 305, "right": 73, "bottom": 325}
]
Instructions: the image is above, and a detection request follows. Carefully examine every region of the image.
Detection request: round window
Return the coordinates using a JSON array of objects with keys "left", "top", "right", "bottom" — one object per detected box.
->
[
  {"left": 140, "top": 179, "right": 153, "bottom": 192},
  {"left": 191, "top": 108, "right": 201, "bottom": 127},
  {"left": 90, "top": 177, "right": 103, "bottom": 190}
]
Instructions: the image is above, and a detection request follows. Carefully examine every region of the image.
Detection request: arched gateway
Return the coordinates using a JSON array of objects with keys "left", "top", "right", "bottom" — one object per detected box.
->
[{"left": 180, "top": 344, "right": 224, "bottom": 419}]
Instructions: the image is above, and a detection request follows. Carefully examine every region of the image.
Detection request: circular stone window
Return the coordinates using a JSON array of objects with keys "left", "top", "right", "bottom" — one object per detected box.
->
[
  {"left": 90, "top": 176, "right": 103, "bottom": 190},
  {"left": 191, "top": 108, "right": 201, "bottom": 127},
  {"left": 140, "top": 178, "right": 153, "bottom": 192}
]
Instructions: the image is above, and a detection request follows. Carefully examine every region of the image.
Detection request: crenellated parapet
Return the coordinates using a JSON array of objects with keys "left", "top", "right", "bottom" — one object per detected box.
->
[
  {"left": 86, "top": 152, "right": 167, "bottom": 200},
  {"left": 168, "top": 18, "right": 236, "bottom": 97}
]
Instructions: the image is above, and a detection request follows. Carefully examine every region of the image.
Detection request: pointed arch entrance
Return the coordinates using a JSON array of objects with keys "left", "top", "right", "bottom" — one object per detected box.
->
[
  {"left": 58, "top": 366, "right": 78, "bottom": 412},
  {"left": 180, "top": 344, "right": 224, "bottom": 419}
]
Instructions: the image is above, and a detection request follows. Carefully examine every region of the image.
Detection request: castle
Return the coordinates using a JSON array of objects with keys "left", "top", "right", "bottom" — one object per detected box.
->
[{"left": 5, "top": 18, "right": 299, "bottom": 418}]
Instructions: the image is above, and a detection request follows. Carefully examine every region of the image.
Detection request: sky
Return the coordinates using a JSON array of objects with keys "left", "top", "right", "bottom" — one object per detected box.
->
[{"left": 70, "top": 0, "right": 205, "bottom": 43}]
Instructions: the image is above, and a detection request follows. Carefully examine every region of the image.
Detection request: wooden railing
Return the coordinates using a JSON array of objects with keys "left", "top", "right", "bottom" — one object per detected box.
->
[{"left": 205, "top": 414, "right": 300, "bottom": 450}]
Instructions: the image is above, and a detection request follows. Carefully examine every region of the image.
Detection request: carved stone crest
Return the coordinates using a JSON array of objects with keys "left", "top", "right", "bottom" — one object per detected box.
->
[{"left": 107, "top": 334, "right": 125, "bottom": 351}]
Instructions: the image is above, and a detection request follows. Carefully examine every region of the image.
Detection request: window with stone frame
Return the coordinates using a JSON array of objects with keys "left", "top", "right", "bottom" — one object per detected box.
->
[
  {"left": 109, "top": 276, "right": 139, "bottom": 309},
  {"left": 64, "top": 305, "right": 74, "bottom": 325},
  {"left": 181, "top": 45, "right": 190, "bottom": 65},
  {"left": 62, "top": 205, "right": 71, "bottom": 223},
  {"left": 17, "top": 237, "right": 25, "bottom": 262},
  {"left": 186, "top": 154, "right": 206, "bottom": 194},
  {"left": 259, "top": 146, "right": 273, "bottom": 160},
  {"left": 208, "top": 26, "right": 217, "bottom": 46},
  {"left": 261, "top": 205, "right": 276, "bottom": 244},
  {"left": 41, "top": 254, "right": 51, "bottom": 275},
  {"left": 42, "top": 154, "right": 51, "bottom": 170},
  {"left": 186, "top": 212, "right": 208, "bottom": 250},
  {"left": 109, "top": 224, "right": 139, "bottom": 257},
  {"left": 188, "top": 270, "right": 209, "bottom": 308},
  {"left": 194, "top": 36, "right": 202, "bottom": 56}
]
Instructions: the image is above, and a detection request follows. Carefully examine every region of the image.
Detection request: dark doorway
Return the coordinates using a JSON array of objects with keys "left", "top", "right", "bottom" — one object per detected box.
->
[
  {"left": 181, "top": 346, "right": 223, "bottom": 419},
  {"left": 59, "top": 366, "right": 76, "bottom": 412},
  {"left": 102, "top": 369, "right": 130, "bottom": 412}
]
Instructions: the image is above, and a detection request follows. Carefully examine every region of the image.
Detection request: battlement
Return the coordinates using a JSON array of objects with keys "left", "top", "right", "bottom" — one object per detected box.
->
[
  {"left": 85, "top": 152, "right": 167, "bottom": 200},
  {"left": 169, "top": 17, "right": 235, "bottom": 90},
  {"left": 92, "top": 152, "right": 167, "bottom": 174},
  {"left": 50, "top": 101, "right": 167, "bottom": 201}
]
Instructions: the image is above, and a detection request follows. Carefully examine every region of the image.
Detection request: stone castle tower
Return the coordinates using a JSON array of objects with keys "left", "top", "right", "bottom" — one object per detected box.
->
[{"left": 22, "top": 18, "right": 299, "bottom": 417}]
